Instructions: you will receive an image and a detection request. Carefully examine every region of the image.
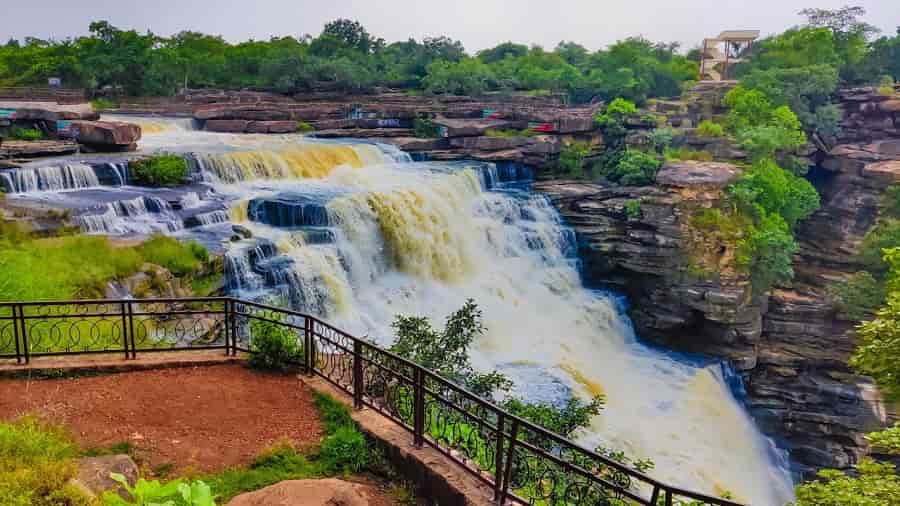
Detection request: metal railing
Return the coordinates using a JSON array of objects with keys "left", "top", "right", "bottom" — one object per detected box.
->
[{"left": 0, "top": 297, "right": 745, "bottom": 506}]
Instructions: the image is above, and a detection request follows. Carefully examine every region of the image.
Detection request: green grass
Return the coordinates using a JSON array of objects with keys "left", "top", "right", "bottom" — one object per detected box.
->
[
  {"left": 130, "top": 155, "right": 190, "bottom": 187},
  {"left": 0, "top": 417, "right": 92, "bottom": 506},
  {"left": 484, "top": 128, "right": 539, "bottom": 138},
  {"left": 90, "top": 98, "right": 120, "bottom": 111},
  {"left": 138, "top": 235, "right": 208, "bottom": 277},
  {"left": 296, "top": 121, "right": 315, "bottom": 133},
  {"left": 203, "top": 393, "right": 369, "bottom": 502},
  {"left": 665, "top": 146, "right": 714, "bottom": 162},
  {"left": 696, "top": 119, "right": 725, "bottom": 137},
  {"left": 10, "top": 128, "right": 44, "bottom": 141}
]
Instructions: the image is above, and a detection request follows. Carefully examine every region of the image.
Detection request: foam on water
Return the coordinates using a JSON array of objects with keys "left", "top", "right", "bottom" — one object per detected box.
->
[{"left": 3, "top": 118, "right": 795, "bottom": 504}]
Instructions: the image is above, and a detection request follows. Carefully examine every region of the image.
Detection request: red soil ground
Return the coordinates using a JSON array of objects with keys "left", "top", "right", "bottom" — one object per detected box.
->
[{"left": 0, "top": 364, "right": 325, "bottom": 473}]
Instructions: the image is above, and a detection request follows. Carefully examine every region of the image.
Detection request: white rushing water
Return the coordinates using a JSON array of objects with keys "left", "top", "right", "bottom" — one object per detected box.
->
[{"left": 4, "top": 117, "right": 795, "bottom": 504}]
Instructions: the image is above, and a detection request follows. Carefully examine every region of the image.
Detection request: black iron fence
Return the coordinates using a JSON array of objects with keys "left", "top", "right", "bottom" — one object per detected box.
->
[{"left": 0, "top": 297, "right": 745, "bottom": 506}]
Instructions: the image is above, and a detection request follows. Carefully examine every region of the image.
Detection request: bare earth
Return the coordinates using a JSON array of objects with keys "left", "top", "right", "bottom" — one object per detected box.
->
[{"left": 0, "top": 364, "right": 325, "bottom": 472}]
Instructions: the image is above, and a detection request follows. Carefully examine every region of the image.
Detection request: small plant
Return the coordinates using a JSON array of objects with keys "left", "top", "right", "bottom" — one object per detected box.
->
[
  {"left": 597, "top": 149, "right": 662, "bottom": 185},
  {"left": 248, "top": 317, "right": 303, "bottom": 371},
  {"left": 295, "top": 121, "right": 315, "bottom": 133},
  {"left": 625, "top": 199, "right": 642, "bottom": 219},
  {"left": 102, "top": 473, "right": 217, "bottom": 506},
  {"left": 484, "top": 128, "right": 537, "bottom": 138},
  {"left": 647, "top": 127, "right": 674, "bottom": 154},
  {"left": 130, "top": 155, "right": 189, "bottom": 187},
  {"left": 696, "top": 119, "right": 725, "bottom": 137},
  {"left": 413, "top": 117, "right": 439, "bottom": 138},
  {"left": 558, "top": 140, "right": 592, "bottom": 177},
  {"left": 825, "top": 272, "right": 884, "bottom": 320},
  {"left": 318, "top": 425, "right": 369, "bottom": 474},
  {"left": 11, "top": 127, "right": 44, "bottom": 141},
  {"left": 138, "top": 235, "right": 207, "bottom": 277}
]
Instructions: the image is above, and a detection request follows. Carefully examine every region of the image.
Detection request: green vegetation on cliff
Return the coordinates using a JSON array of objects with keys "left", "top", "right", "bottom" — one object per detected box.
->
[{"left": 130, "top": 155, "right": 190, "bottom": 187}]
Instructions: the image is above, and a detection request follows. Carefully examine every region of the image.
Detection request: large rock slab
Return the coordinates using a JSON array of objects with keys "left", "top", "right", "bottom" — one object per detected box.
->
[
  {"left": 226, "top": 479, "right": 374, "bottom": 506},
  {"left": 656, "top": 161, "right": 741, "bottom": 189},
  {"left": 71, "top": 121, "right": 141, "bottom": 150},
  {"left": 204, "top": 119, "right": 250, "bottom": 133},
  {"left": 194, "top": 105, "right": 292, "bottom": 121}
]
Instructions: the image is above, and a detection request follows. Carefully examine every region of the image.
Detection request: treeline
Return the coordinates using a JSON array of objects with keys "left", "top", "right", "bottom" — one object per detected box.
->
[{"left": 1, "top": 11, "right": 896, "bottom": 104}]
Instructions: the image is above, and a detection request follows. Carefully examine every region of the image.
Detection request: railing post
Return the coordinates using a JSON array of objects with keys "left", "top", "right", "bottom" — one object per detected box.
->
[
  {"left": 650, "top": 486, "right": 661, "bottom": 506},
  {"left": 499, "top": 419, "right": 519, "bottom": 505},
  {"left": 353, "top": 340, "right": 363, "bottom": 410},
  {"left": 413, "top": 367, "right": 425, "bottom": 448},
  {"left": 18, "top": 304, "right": 29, "bottom": 365},
  {"left": 493, "top": 413, "right": 506, "bottom": 503},
  {"left": 304, "top": 316, "right": 314, "bottom": 376},
  {"left": 126, "top": 301, "right": 136, "bottom": 359},
  {"left": 11, "top": 305, "right": 22, "bottom": 365},
  {"left": 223, "top": 299, "right": 232, "bottom": 356},
  {"left": 230, "top": 300, "right": 239, "bottom": 356},
  {"left": 120, "top": 302, "right": 129, "bottom": 360},
  {"left": 665, "top": 490, "right": 673, "bottom": 506}
]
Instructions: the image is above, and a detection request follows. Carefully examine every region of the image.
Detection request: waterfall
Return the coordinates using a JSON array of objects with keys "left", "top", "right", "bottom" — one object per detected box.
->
[
  {"left": 0, "top": 163, "right": 101, "bottom": 193},
  {"left": 77, "top": 195, "right": 182, "bottom": 235},
  {"left": 8, "top": 124, "right": 794, "bottom": 505},
  {"left": 194, "top": 144, "right": 389, "bottom": 183}
]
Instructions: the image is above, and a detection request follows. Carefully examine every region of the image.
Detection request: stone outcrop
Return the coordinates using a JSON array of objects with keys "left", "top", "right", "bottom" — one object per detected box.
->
[
  {"left": 535, "top": 143, "right": 897, "bottom": 476},
  {"left": 70, "top": 455, "right": 139, "bottom": 500},
  {"left": 71, "top": 121, "right": 141, "bottom": 151},
  {"left": 226, "top": 479, "right": 377, "bottom": 506},
  {"left": 834, "top": 86, "right": 900, "bottom": 145}
]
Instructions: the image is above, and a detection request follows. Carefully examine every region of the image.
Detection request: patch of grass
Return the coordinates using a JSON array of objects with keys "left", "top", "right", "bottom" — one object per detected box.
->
[
  {"left": 11, "top": 127, "right": 44, "bottom": 141},
  {"left": 0, "top": 417, "right": 92, "bottom": 506},
  {"left": 696, "top": 119, "right": 725, "bottom": 137},
  {"left": 665, "top": 146, "right": 714, "bottom": 162},
  {"left": 129, "top": 154, "right": 190, "bottom": 187},
  {"left": 313, "top": 392, "right": 355, "bottom": 432},
  {"left": 91, "top": 98, "right": 119, "bottom": 111},
  {"left": 138, "top": 234, "right": 208, "bottom": 277},
  {"left": 625, "top": 199, "right": 642, "bottom": 219},
  {"left": 202, "top": 441, "right": 323, "bottom": 502},
  {"left": 296, "top": 121, "right": 315, "bottom": 133},
  {"left": 413, "top": 117, "right": 439, "bottom": 138},
  {"left": 83, "top": 440, "right": 135, "bottom": 458},
  {"left": 484, "top": 128, "right": 538, "bottom": 138},
  {"left": 153, "top": 462, "right": 175, "bottom": 479}
]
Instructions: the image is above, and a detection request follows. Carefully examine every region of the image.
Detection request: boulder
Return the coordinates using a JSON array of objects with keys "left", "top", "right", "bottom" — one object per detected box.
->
[
  {"left": 226, "top": 479, "right": 374, "bottom": 506},
  {"left": 71, "top": 121, "right": 141, "bottom": 151},
  {"left": 194, "top": 105, "right": 292, "bottom": 121},
  {"left": 70, "top": 455, "right": 139, "bottom": 500},
  {"left": 880, "top": 99, "right": 900, "bottom": 113},
  {"left": 655, "top": 161, "right": 742, "bottom": 189},
  {"left": 204, "top": 120, "right": 250, "bottom": 133}
]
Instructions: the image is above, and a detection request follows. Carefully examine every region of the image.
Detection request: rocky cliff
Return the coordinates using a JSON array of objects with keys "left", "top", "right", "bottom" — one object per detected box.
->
[{"left": 535, "top": 86, "right": 900, "bottom": 478}]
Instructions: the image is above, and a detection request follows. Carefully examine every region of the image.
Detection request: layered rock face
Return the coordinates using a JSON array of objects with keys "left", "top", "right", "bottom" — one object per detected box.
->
[{"left": 536, "top": 135, "right": 900, "bottom": 476}]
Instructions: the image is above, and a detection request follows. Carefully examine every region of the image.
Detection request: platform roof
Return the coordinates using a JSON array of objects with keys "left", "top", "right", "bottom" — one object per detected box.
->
[{"left": 716, "top": 30, "right": 760, "bottom": 41}]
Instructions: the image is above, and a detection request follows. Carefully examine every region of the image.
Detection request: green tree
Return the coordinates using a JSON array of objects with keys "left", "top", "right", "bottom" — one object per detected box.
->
[{"left": 422, "top": 57, "right": 495, "bottom": 95}]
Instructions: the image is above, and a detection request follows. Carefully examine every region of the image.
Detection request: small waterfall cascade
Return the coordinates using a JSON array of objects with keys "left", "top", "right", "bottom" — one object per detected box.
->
[
  {"left": 1, "top": 120, "right": 796, "bottom": 505},
  {"left": 76, "top": 195, "right": 183, "bottom": 235}
]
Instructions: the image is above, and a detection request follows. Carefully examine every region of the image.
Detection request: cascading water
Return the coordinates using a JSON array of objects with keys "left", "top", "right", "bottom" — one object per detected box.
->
[{"left": 0, "top": 116, "right": 795, "bottom": 504}]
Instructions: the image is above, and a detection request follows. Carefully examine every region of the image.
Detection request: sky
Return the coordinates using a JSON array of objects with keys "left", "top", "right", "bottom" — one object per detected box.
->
[{"left": 4, "top": 0, "right": 899, "bottom": 53}]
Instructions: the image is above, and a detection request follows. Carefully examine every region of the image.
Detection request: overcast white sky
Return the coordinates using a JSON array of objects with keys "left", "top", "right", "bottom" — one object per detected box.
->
[{"left": 4, "top": 0, "right": 899, "bottom": 52}]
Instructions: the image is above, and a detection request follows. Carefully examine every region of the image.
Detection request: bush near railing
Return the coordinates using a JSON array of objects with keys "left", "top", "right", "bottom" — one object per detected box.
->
[{"left": 0, "top": 297, "right": 745, "bottom": 506}]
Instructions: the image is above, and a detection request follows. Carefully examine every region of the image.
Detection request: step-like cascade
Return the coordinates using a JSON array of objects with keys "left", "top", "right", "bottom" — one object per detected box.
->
[
  {"left": 4, "top": 118, "right": 794, "bottom": 506},
  {"left": 76, "top": 195, "right": 183, "bottom": 234}
]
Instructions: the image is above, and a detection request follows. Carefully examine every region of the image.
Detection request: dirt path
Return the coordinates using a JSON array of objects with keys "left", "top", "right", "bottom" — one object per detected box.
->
[{"left": 0, "top": 364, "right": 324, "bottom": 472}]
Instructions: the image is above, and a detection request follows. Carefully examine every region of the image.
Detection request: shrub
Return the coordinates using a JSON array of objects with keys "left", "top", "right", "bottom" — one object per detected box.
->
[
  {"left": 484, "top": 128, "right": 537, "bottom": 138},
  {"left": 295, "top": 121, "right": 315, "bottom": 133},
  {"left": 558, "top": 140, "right": 591, "bottom": 176},
  {"left": 598, "top": 149, "right": 661, "bottom": 185},
  {"left": 11, "top": 128, "right": 44, "bottom": 141},
  {"left": 647, "top": 127, "right": 674, "bottom": 154},
  {"left": 793, "top": 459, "right": 900, "bottom": 506},
  {"left": 102, "top": 474, "right": 217, "bottom": 505},
  {"left": 130, "top": 155, "right": 190, "bottom": 187},
  {"left": 625, "top": 199, "right": 642, "bottom": 219},
  {"left": 857, "top": 219, "right": 900, "bottom": 273},
  {"left": 883, "top": 185, "right": 900, "bottom": 218},
  {"left": 318, "top": 426, "right": 369, "bottom": 474},
  {"left": 413, "top": 117, "right": 439, "bottom": 138},
  {"left": 696, "top": 120, "right": 724, "bottom": 137},
  {"left": 665, "top": 146, "right": 713, "bottom": 162},
  {"left": 0, "top": 417, "right": 92, "bottom": 506},
  {"left": 248, "top": 317, "right": 302, "bottom": 371},
  {"left": 825, "top": 271, "right": 884, "bottom": 320},
  {"left": 728, "top": 158, "right": 820, "bottom": 228},
  {"left": 138, "top": 235, "right": 207, "bottom": 277},
  {"left": 867, "top": 422, "right": 900, "bottom": 455}
]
